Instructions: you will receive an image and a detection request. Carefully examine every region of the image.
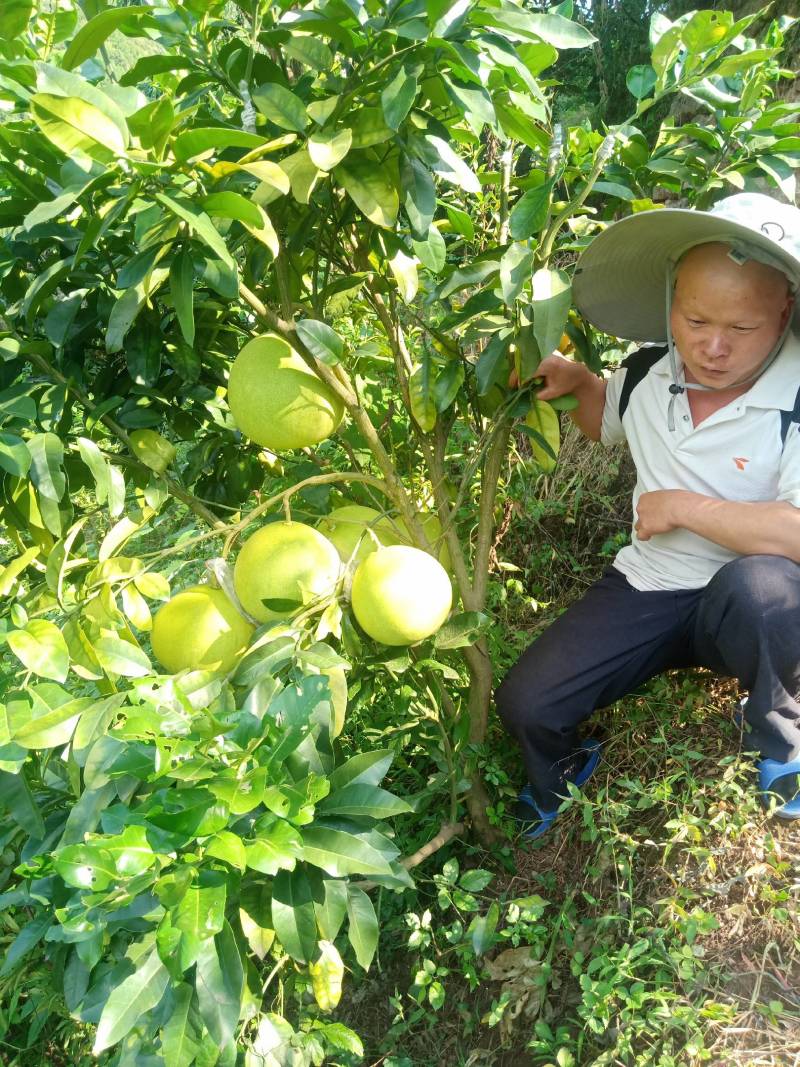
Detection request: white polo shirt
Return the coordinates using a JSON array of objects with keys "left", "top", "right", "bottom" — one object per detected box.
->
[{"left": 601, "top": 333, "right": 800, "bottom": 591}]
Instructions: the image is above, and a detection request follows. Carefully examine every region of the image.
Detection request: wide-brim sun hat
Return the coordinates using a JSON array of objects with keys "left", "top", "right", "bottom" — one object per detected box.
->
[{"left": 572, "top": 192, "right": 800, "bottom": 342}]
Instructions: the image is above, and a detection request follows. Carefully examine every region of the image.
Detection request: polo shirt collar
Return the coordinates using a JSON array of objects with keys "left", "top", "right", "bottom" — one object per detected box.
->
[{"left": 648, "top": 330, "right": 800, "bottom": 411}]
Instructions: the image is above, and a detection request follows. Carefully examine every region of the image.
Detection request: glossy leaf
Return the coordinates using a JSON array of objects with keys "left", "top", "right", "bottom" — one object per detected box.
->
[
  {"left": 295, "top": 319, "right": 344, "bottom": 366},
  {"left": 271, "top": 867, "right": 317, "bottom": 962},
  {"left": 346, "top": 885, "right": 378, "bottom": 970},
  {"left": 62, "top": 6, "right": 153, "bottom": 71},
  {"left": 7, "top": 621, "right": 70, "bottom": 684},
  {"left": 337, "top": 156, "right": 399, "bottom": 229},
  {"left": 93, "top": 946, "right": 169, "bottom": 1054},
  {"left": 253, "top": 83, "right": 308, "bottom": 133}
]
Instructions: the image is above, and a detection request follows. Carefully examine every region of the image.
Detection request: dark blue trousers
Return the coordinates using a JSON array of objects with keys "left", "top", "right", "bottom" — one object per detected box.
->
[{"left": 495, "top": 556, "right": 800, "bottom": 809}]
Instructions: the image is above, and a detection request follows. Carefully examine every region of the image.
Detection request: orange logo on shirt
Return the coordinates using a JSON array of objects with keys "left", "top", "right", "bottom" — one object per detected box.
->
[{"left": 733, "top": 457, "right": 749, "bottom": 470}]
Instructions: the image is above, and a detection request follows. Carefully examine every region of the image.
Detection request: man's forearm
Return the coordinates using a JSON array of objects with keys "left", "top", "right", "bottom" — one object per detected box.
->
[
  {"left": 672, "top": 492, "right": 800, "bottom": 561},
  {"left": 568, "top": 375, "right": 607, "bottom": 442}
]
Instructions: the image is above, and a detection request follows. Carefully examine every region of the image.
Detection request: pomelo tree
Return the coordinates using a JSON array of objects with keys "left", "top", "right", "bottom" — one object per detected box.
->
[{"left": 0, "top": 0, "right": 796, "bottom": 1061}]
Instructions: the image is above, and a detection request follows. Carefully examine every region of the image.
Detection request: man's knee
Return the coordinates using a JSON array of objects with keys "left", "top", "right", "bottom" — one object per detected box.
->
[
  {"left": 711, "top": 554, "right": 800, "bottom": 615},
  {"left": 494, "top": 670, "right": 553, "bottom": 737}
]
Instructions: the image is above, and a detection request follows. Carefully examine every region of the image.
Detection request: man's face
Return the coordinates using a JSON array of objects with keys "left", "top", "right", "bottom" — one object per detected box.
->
[{"left": 670, "top": 242, "right": 793, "bottom": 390}]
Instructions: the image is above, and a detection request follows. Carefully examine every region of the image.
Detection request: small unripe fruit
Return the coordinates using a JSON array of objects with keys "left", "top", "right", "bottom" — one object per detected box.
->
[
  {"left": 151, "top": 585, "right": 253, "bottom": 674},
  {"left": 351, "top": 545, "right": 452, "bottom": 646}
]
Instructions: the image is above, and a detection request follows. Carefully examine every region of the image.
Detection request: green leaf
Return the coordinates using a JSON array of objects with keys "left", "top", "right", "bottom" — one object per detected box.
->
[
  {"left": 425, "top": 135, "right": 480, "bottom": 193},
  {"left": 174, "top": 873, "right": 227, "bottom": 941},
  {"left": 346, "top": 886, "right": 378, "bottom": 970},
  {"left": 0, "top": 0, "right": 32, "bottom": 39},
  {"left": 301, "top": 826, "right": 395, "bottom": 878},
  {"left": 54, "top": 842, "right": 118, "bottom": 891},
  {"left": 0, "top": 914, "right": 51, "bottom": 977},
  {"left": 509, "top": 180, "right": 553, "bottom": 241},
  {"left": 434, "top": 611, "right": 491, "bottom": 649},
  {"left": 7, "top": 621, "right": 70, "bottom": 685},
  {"left": 206, "top": 831, "right": 246, "bottom": 872},
  {"left": 412, "top": 226, "right": 446, "bottom": 274},
  {"left": 78, "top": 436, "right": 111, "bottom": 504},
  {"left": 161, "top": 983, "right": 200, "bottom": 1067},
  {"left": 531, "top": 268, "right": 572, "bottom": 361},
  {"left": 500, "top": 242, "right": 534, "bottom": 305},
  {"left": 253, "top": 83, "right": 308, "bottom": 133},
  {"left": 199, "top": 926, "right": 244, "bottom": 1049},
  {"left": 271, "top": 867, "right": 317, "bottom": 962},
  {"left": 295, "top": 319, "right": 344, "bottom": 365},
  {"left": 476, "top": 332, "right": 510, "bottom": 395},
  {"left": 320, "top": 784, "right": 412, "bottom": 819},
  {"left": 626, "top": 64, "right": 657, "bottom": 100},
  {"left": 155, "top": 193, "right": 236, "bottom": 272},
  {"left": 170, "top": 249, "right": 196, "bottom": 345},
  {"left": 308, "top": 127, "right": 352, "bottom": 172},
  {"left": 409, "top": 356, "right": 436, "bottom": 433},
  {"left": 382, "top": 66, "right": 418, "bottom": 130},
  {"left": 329, "top": 750, "right": 394, "bottom": 791},
  {"left": 202, "top": 191, "right": 261, "bottom": 228},
  {"left": 62, "top": 6, "right": 153, "bottom": 71},
  {"left": 0, "top": 547, "right": 40, "bottom": 598},
  {"left": 28, "top": 432, "right": 65, "bottom": 502},
  {"left": 93, "top": 946, "right": 169, "bottom": 1054},
  {"left": 337, "top": 155, "right": 399, "bottom": 229},
  {"left": 0, "top": 434, "right": 30, "bottom": 478},
  {"left": 459, "top": 869, "right": 494, "bottom": 892},
  {"left": 401, "top": 156, "right": 436, "bottom": 237},
  {"left": 31, "top": 93, "right": 127, "bottom": 159},
  {"left": 0, "top": 769, "right": 44, "bottom": 838},
  {"left": 245, "top": 819, "right": 303, "bottom": 876},
  {"left": 468, "top": 901, "right": 499, "bottom": 955},
  {"left": 433, "top": 361, "right": 464, "bottom": 412},
  {"left": 13, "top": 692, "right": 92, "bottom": 750},
  {"left": 443, "top": 75, "right": 497, "bottom": 134},
  {"left": 171, "top": 126, "right": 268, "bottom": 163},
  {"left": 93, "top": 634, "right": 152, "bottom": 678},
  {"left": 488, "top": 9, "right": 596, "bottom": 48}
]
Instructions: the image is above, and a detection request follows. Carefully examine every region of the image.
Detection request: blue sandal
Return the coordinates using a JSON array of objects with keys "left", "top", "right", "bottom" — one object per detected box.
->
[
  {"left": 758, "top": 757, "right": 800, "bottom": 820},
  {"left": 515, "top": 739, "right": 601, "bottom": 840}
]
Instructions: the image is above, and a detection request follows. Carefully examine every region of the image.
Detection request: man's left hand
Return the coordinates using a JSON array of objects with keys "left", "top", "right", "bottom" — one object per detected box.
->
[{"left": 635, "top": 490, "right": 691, "bottom": 540}]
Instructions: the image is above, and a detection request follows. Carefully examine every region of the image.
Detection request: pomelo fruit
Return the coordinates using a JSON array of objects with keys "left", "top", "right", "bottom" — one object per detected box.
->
[
  {"left": 524, "top": 399, "right": 560, "bottom": 473},
  {"left": 233, "top": 520, "right": 341, "bottom": 623},
  {"left": 228, "top": 333, "right": 344, "bottom": 451},
  {"left": 151, "top": 585, "right": 253, "bottom": 674},
  {"left": 350, "top": 545, "right": 452, "bottom": 646},
  {"left": 317, "top": 505, "right": 396, "bottom": 563}
]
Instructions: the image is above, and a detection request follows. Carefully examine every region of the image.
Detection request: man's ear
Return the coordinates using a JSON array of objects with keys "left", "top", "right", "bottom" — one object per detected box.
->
[{"left": 780, "top": 291, "right": 795, "bottom": 330}]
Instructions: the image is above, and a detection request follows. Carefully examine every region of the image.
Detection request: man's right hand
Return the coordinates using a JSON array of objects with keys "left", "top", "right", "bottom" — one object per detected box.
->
[{"left": 508, "top": 350, "right": 607, "bottom": 442}]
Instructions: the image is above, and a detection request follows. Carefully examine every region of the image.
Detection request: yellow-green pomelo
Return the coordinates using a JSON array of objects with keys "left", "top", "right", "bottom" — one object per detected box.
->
[
  {"left": 524, "top": 399, "right": 560, "bottom": 472},
  {"left": 228, "top": 333, "right": 344, "bottom": 451},
  {"left": 151, "top": 585, "right": 253, "bottom": 674},
  {"left": 351, "top": 545, "right": 452, "bottom": 646},
  {"left": 317, "top": 505, "right": 397, "bottom": 563},
  {"left": 234, "top": 521, "right": 341, "bottom": 623},
  {"left": 392, "top": 512, "right": 452, "bottom": 572}
]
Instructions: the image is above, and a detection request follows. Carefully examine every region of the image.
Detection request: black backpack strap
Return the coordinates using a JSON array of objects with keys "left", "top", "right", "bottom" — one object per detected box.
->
[
  {"left": 780, "top": 383, "right": 800, "bottom": 446},
  {"left": 618, "top": 345, "right": 668, "bottom": 420}
]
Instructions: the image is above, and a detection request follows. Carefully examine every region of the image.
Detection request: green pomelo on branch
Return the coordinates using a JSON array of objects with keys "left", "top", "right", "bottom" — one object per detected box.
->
[
  {"left": 350, "top": 545, "right": 452, "bottom": 646},
  {"left": 233, "top": 520, "right": 341, "bottom": 623},
  {"left": 228, "top": 333, "right": 344, "bottom": 451},
  {"left": 151, "top": 585, "right": 254, "bottom": 674},
  {"left": 317, "top": 505, "right": 397, "bottom": 563},
  {"left": 524, "top": 399, "right": 561, "bottom": 473}
]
